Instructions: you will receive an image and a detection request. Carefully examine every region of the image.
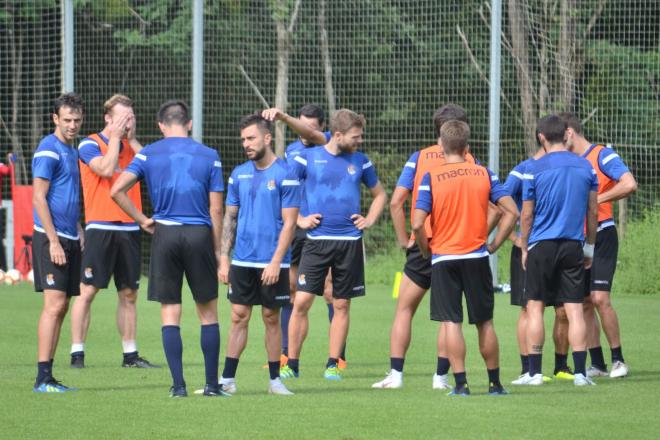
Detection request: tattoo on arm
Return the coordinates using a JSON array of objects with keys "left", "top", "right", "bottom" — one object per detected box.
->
[{"left": 220, "top": 207, "right": 238, "bottom": 256}]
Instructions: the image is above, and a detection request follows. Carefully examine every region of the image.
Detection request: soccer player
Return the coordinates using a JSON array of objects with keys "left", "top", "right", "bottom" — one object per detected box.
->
[
  {"left": 70, "top": 94, "right": 157, "bottom": 369},
  {"left": 413, "top": 120, "right": 518, "bottom": 396},
  {"left": 518, "top": 115, "right": 598, "bottom": 387},
  {"left": 504, "top": 147, "right": 574, "bottom": 383},
  {"left": 261, "top": 105, "right": 341, "bottom": 366},
  {"left": 32, "top": 93, "right": 84, "bottom": 392},
  {"left": 280, "top": 109, "right": 387, "bottom": 381},
  {"left": 372, "top": 104, "right": 496, "bottom": 390},
  {"left": 111, "top": 100, "right": 226, "bottom": 397},
  {"left": 217, "top": 113, "right": 300, "bottom": 395},
  {"left": 560, "top": 112, "right": 637, "bottom": 378}
]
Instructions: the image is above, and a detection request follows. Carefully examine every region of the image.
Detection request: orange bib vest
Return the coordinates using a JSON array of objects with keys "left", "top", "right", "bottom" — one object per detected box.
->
[
  {"left": 584, "top": 144, "right": 616, "bottom": 223},
  {"left": 79, "top": 133, "right": 142, "bottom": 223}
]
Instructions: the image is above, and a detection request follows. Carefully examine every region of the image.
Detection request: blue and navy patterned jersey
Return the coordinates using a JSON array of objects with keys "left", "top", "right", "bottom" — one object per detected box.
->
[
  {"left": 523, "top": 151, "right": 598, "bottom": 244},
  {"left": 125, "top": 137, "right": 224, "bottom": 226},
  {"left": 291, "top": 146, "right": 379, "bottom": 239},
  {"left": 285, "top": 131, "right": 331, "bottom": 216},
  {"left": 226, "top": 158, "right": 301, "bottom": 266},
  {"left": 32, "top": 134, "right": 80, "bottom": 239},
  {"left": 504, "top": 157, "right": 534, "bottom": 213}
]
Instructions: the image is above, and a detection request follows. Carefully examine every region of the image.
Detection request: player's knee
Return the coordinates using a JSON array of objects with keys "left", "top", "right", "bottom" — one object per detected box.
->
[
  {"left": 231, "top": 310, "right": 250, "bottom": 326},
  {"left": 591, "top": 293, "right": 611, "bottom": 309},
  {"left": 333, "top": 299, "right": 350, "bottom": 314},
  {"left": 120, "top": 290, "right": 138, "bottom": 306},
  {"left": 554, "top": 306, "right": 568, "bottom": 322}
]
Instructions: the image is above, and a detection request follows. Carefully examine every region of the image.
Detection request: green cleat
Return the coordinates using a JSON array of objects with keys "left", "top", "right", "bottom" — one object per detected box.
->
[
  {"left": 280, "top": 365, "right": 299, "bottom": 379},
  {"left": 324, "top": 366, "right": 342, "bottom": 381}
]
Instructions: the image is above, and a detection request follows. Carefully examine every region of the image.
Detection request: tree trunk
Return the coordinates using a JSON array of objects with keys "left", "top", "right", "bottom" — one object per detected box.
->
[
  {"left": 507, "top": 0, "right": 537, "bottom": 155},
  {"left": 274, "top": 19, "right": 289, "bottom": 158},
  {"left": 558, "top": 0, "right": 578, "bottom": 111},
  {"left": 319, "top": 0, "right": 336, "bottom": 115}
]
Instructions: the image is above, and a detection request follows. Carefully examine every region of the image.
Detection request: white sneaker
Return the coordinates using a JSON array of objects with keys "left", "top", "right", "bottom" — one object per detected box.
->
[
  {"left": 574, "top": 373, "right": 596, "bottom": 386},
  {"left": 511, "top": 373, "right": 530, "bottom": 385},
  {"left": 517, "top": 373, "right": 544, "bottom": 385},
  {"left": 371, "top": 370, "right": 403, "bottom": 389},
  {"left": 609, "top": 361, "right": 629, "bottom": 378},
  {"left": 432, "top": 373, "right": 452, "bottom": 390},
  {"left": 269, "top": 378, "right": 294, "bottom": 395},
  {"left": 219, "top": 376, "right": 237, "bottom": 394},
  {"left": 586, "top": 365, "right": 609, "bottom": 378}
]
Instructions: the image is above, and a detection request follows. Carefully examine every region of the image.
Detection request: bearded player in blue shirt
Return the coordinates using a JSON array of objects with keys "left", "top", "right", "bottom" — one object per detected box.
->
[
  {"left": 217, "top": 114, "right": 301, "bottom": 396},
  {"left": 280, "top": 109, "right": 388, "bottom": 381},
  {"left": 111, "top": 100, "right": 226, "bottom": 398}
]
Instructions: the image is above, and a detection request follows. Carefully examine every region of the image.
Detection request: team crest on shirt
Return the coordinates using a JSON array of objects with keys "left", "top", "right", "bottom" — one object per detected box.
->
[
  {"left": 84, "top": 267, "right": 93, "bottom": 279},
  {"left": 298, "top": 274, "right": 306, "bottom": 286},
  {"left": 228, "top": 284, "right": 233, "bottom": 295},
  {"left": 267, "top": 179, "right": 276, "bottom": 191},
  {"left": 347, "top": 165, "right": 356, "bottom": 175},
  {"left": 46, "top": 274, "right": 55, "bottom": 286}
]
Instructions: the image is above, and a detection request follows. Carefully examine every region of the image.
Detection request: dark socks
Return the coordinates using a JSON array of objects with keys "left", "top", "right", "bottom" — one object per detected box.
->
[
  {"left": 162, "top": 325, "right": 185, "bottom": 388},
  {"left": 611, "top": 346, "right": 624, "bottom": 363},
  {"left": 222, "top": 357, "right": 239, "bottom": 379},
  {"left": 436, "top": 357, "right": 450, "bottom": 376},
  {"left": 36, "top": 361, "right": 51, "bottom": 384},
  {"left": 573, "top": 350, "right": 587, "bottom": 376},
  {"left": 200, "top": 323, "right": 220, "bottom": 385},
  {"left": 520, "top": 354, "right": 529, "bottom": 374},
  {"left": 268, "top": 361, "right": 280, "bottom": 380},
  {"left": 340, "top": 344, "right": 346, "bottom": 361},
  {"left": 390, "top": 357, "right": 405, "bottom": 372},
  {"left": 326, "top": 357, "right": 338, "bottom": 368},
  {"left": 487, "top": 367, "right": 501, "bottom": 385},
  {"left": 123, "top": 351, "right": 138, "bottom": 361},
  {"left": 453, "top": 371, "right": 467, "bottom": 388},
  {"left": 554, "top": 352, "right": 568, "bottom": 373},
  {"left": 327, "top": 303, "right": 334, "bottom": 322},
  {"left": 589, "top": 346, "right": 607, "bottom": 369},
  {"left": 281, "top": 303, "right": 292, "bottom": 354},
  {"left": 528, "top": 353, "right": 542, "bottom": 376},
  {"left": 288, "top": 358, "right": 299, "bottom": 373}
]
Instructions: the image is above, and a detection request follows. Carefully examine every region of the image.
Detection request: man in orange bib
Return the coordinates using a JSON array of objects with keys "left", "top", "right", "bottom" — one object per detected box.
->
[{"left": 69, "top": 95, "right": 158, "bottom": 369}]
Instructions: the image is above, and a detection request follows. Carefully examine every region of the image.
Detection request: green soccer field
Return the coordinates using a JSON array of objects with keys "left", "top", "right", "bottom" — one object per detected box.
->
[{"left": 1, "top": 279, "right": 659, "bottom": 439}]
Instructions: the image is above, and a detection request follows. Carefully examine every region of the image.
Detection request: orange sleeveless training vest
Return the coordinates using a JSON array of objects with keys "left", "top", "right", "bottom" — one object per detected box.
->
[
  {"left": 79, "top": 133, "right": 142, "bottom": 223},
  {"left": 584, "top": 144, "right": 616, "bottom": 223}
]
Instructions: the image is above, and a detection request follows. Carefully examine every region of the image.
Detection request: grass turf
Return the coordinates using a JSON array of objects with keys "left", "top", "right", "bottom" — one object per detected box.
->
[{"left": 1, "top": 280, "right": 659, "bottom": 439}]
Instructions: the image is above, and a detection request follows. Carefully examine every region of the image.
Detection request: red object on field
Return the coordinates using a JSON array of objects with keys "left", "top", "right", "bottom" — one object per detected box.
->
[{"left": 9, "top": 160, "right": 33, "bottom": 277}]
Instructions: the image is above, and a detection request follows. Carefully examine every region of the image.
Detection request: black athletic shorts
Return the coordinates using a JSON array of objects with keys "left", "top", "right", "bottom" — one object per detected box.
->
[
  {"left": 148, "top": 223, "right": 218, "bottom": 304},
  {"left": 80, "top": 228, "right": 141, "bottom": 290},
  {"left": 510, "top": 245, "right": 526, "bottom": 306},
  {"left": 403, "top": 242, "right": 432, "bottom": 290},
  {"left": 584, "top": 225, "right": 618, "bottom": 295},
  {"left": 525, "top": 240, "right": 584, "bottom": 305},
  {"left": 290, "top": 228, "right": 307, "bottom": 266},
  {"left": 296, "top": 238, "right": 365, "bottom": 299},
  {"left": 430, "top": 256, "right": 493, "bottom": 324},
  {"left": 32, "top": 230, "right": 81, "bottom": 296},
  {"left": 228, "top": 265, "right": 290, "bottom": 309}
]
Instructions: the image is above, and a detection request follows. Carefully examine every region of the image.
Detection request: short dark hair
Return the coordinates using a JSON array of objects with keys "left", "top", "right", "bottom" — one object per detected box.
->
[
  {"left": 440, "top": 120, "right": 470, "bottom": 155},
  {"left": 433, "top": 104, "right": 467, "bottom": 137},
  {"left": 299, "top": 104, "right": 325, "bottom": 125},
  {"left": 239, "top": 113, "right": 272, "bottom": 134},
  {"left": 53, "top": 93, "right": 83, "bottom": 116},
  {"left": 157, "top": 100, "right": 190, "bottom": 126},
  {"left": 536, "top": 115, "right": 567, "bottom": 144},
  {"left": 557, "top": 112, "right": 583, "bottom": 135}
]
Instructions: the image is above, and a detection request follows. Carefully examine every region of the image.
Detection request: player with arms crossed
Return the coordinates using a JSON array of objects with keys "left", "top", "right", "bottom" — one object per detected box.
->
[
  {"left": 413, "top": 120, "right": 518, "bottom": 396},
  {"left": 217, "top": 114, "right": 300, "bottom": 396},
  {"left": 373, "top": 104, "right": 501, "bottom": 389},
  {"left": 111, "top": 100, "right": 227, "bottom": 397},
  {"left": 32, "top": 93, "right": 85, "bottom": 392},
  {"left": 517, "top": 115, "right": 598, "bottom": 387},
  {"left": 70, "top": 94, "right": 158, "bottom": 369},
  {"left": 280, "top": 109, "right": 387, "bottom": 381},
  {"left": 560, "top": 112, "right": 637, "bottom": 378}
]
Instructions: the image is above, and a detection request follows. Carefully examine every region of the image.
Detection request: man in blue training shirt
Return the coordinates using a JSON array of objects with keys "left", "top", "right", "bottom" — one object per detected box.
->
[
  {"left": 518, "top": 114, "right": 599, "bottom": 387},
  {"left": 261, "top": 105, "right": 341, "bottom": 366},
  {"left": 504, "top": 148, "right": 574, "bottom": 384},
  {"left": 217, "top": 113, "right": 300, "bottom": 396},
  {"left": 32, "top": 93, "right": 84, "bottom": 393},
  {"left": 111, "top": 100, "right": 227, "bottom": 398},
  {"left": 280, "top": 109, "right": 388, "bottom": 381}
]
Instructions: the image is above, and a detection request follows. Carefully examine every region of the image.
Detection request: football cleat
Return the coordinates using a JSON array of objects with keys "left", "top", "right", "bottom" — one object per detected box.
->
[
  {"left": 169, "top": 385, "right": 188, "bottom": 398},
  {"left": 203, "top": 383, "right": 232, "bottom": 397},
  {"left": 122, "top": 356, "right": 160, "bottom": 368},
  {"left": 279, "top": 365, "right": 299, "bottom": 379},
  {"left": 371, "top": 370, "right": 403, "bottom": 389},
  {"left": 553, "top": 366, "right": 575, "bottom": 381},
  {"left": 268, "top": 378, "right": 294, "bottom": 395},
  {"left": 574, "top": 373, "right": 596, "bottom": 386},
  {"left": 447, "top": 384, "right": 470, "bottom": 396},
  {"left": 70, "top": 352, "right": 85, "bottom": 369},
  {"left": 432, "top": 373, "right": 452, "bottom": 390},
  {"left": 218, "top": 377, "right": 237, "bottom": 394},
  {"left": 609, "top": 361, "right": 629, "bottom": 378},
  {"left": 488, "top": 382, "right": 509, "bottom": 395},
  {"left": 512, "top": 373, "right": 544, "bottom": 385},
  {"left": 586, "top": 365, "right": 609, "bottom": 378},
  {"left": 324, "top": 366, "right": 342, "bottom": 381},
  {"left": 338, "top": 358, "right": 347, "bottom": 370}
]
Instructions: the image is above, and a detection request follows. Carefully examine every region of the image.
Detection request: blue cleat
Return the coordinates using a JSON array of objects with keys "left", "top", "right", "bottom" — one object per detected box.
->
[
  {"left": 447, "top": 384, "right": 470, "bottom": 396},
  {"left": 33, "top": 379, "right": 76, "bottom": 393},
  {"left": 324, "top": 366, "right": 342, "bottom": 381},
  {"left": 169, "top": 385, "right": 188, "bottom": 398},
  {"left": 488, "top": 382, "right": 509, "bottom": 395}
]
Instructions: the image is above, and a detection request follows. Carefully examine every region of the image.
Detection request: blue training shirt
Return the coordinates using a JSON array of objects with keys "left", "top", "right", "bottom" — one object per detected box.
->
[
  {"left": 32, "top": 134, "right": 81, "bottom": 239},
  {"left": 285, "top": 131, "right": 332, "bottom": 216},
  {"left": 523, "top": 151, "right": 598, "bottom": 244},
  {"left": 226, "top": 158, "right": 301, "bottom": 267},
  {"left": 504, "top": 157, "right": 534, "bottom": 213},
  {"left": 291, "top": 145, "right": 379, "bottom": 239},
  {"left": 125, "top": 137, "right": 224, "bottom": 226}
]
